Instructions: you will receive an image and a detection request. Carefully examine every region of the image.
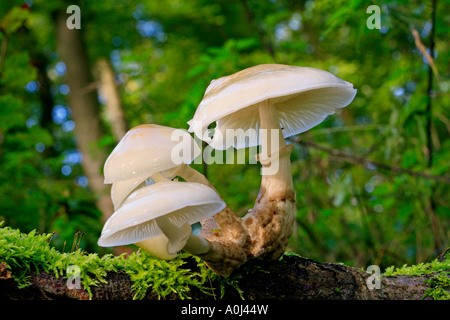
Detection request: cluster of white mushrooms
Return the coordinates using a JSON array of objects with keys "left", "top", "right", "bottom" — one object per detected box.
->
[{"left": 98, "top": 64, "right": 356, "bottom": 277}]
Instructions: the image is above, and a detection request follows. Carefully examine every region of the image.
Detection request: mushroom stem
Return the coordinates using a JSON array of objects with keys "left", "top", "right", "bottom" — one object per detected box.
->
[
  {"left": 183, "top": 234, "right": 211, "bottom": 255},
  {"left": 258, "top": 100, "right": 286, "bottom": 156},
  {"left": 178, "top": 165, "right": 249, "bottom": 247},
  {"left": 135, "top": 235, "right": 178, "bottom": 260},
  {"left": 155, "top": 216, "right": 216, "bottom": 257},
  {"left": 177, "top": 164, "right": 217, "bottom": 192},
  {"left": 155, "top": 165, "right": 248, "bottom": 268},
  {"left": 150, "top": 171, "right": 169, "bottom": 183},
  {"left": 240, "top": 100, "right": 296, "bottom": 260},
  {"left": 155, "top": 216, "right": 191, "bottom": 254},
  {"left": 257, "top": 100, "right": 294, "bottom": 201}
]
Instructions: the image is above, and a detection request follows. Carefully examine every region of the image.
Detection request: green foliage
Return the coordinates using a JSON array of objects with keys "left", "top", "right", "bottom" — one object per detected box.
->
[
  {"left": 0, "top": 1, "right": 103, "bottom": 252},
  {"left": 0, "top": 6, "right": 31, "bottom": 36}
]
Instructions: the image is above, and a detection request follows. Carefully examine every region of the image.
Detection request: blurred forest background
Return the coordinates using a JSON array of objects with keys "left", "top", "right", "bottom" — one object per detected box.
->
[{"left": 0, "top": 0, "right": 448, "bottom": 271}]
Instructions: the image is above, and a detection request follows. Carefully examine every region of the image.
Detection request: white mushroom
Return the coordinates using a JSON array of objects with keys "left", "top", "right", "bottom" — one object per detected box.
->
[
  {"left": 97, "top": 181, "right": 225, "bottom": 259},
  {"left": 188, "top": 64, "right": 356, "bottom": 259},
  {"left": 189, "top": 64, "right": 356, "bottom": 151},
  {"left": 103, "top": 124, "right": 205, "bottom": 209}
]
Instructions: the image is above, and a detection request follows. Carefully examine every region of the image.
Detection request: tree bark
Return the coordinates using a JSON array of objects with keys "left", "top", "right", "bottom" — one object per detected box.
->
[
  {"left": 94, "top": 58, "right": 128, "bottom": 142},
  {"left": 55, "top": 10, "right": 114, "bottom": 223},
  {"left": 0, "top": 255, "right": 446, "bottom": 300}
]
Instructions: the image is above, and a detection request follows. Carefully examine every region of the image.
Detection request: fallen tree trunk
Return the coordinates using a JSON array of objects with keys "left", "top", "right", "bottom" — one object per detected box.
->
[{"left": 0, "top": 255, "right": 446, "bottom": 300}]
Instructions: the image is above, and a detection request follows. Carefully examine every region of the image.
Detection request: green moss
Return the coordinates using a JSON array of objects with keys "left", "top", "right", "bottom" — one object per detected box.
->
[
  {"left": 122, "top": 252, "right": 210, "bottom": 300},
  {"left": 383, "top": 250, "right": 450, "bottom": 300},
  {"left": 0, "top": 224, "right": 62, "bottom": 288},
  {"left": 0, "top": 223, "right": 217, "bottom": 299},
  {"left": 280, "top": 251, "right": 302, "bottom": 259},
  {"left": 383, "top": 256, "right": 450, "bottom": 277},
  {"left": 424, "top": 274, "right": 450, "bottom": 300}
]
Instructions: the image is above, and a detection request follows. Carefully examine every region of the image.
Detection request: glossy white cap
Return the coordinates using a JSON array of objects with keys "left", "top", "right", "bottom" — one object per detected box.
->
[
  {"left": 104, "top": 124, "right": 200, "bottom": 183},
  {"left": 188, "top": 64, "right": 357, "bottom": 150},
  {"left": 97, "top": 181, "right": 225, "bottom": 248}
]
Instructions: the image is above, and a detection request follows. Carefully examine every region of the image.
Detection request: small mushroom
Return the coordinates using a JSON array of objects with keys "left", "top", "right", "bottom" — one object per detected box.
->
[
  {"left": 97, "top": 181, "right": 225, "bottom": 259},
  {"left": 188, "top": 64, "right": 356, "bottom": 259},
  {"left": 104, "top": 124, "right": 210, "bottom": 209}
]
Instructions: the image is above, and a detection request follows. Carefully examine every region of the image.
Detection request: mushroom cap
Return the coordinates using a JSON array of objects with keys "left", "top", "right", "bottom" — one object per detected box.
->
[
  {"left": 110, "top": 166, "right": 184, "bottom": 210},
  {"left": 97, "top": 181, "right": 225, "bottom": 247},
  {"left": 188, "top": 64, "right": 357, "bottom": 150},
  {"left": 111, "top": 177, "right": 148, "bottom": 210},
  {"left": 104, "top": 124, "right": 201, "bottom": 183}
]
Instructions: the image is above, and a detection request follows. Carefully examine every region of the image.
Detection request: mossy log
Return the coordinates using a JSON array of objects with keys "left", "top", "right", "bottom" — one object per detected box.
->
[{"left": 1, "top": 255, "right": 447, "bottom": 300}]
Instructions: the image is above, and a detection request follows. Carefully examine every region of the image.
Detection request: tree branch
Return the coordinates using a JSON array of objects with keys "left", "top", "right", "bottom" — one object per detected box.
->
[
  {"left": 411, "top": 28, "right": 439, "bottom": 81},
  {"left": 1, "top": 255, "right": 447, "bottom": 300},
  {"left": 294, "top": 139, "right": 450, "bottom": 183}
]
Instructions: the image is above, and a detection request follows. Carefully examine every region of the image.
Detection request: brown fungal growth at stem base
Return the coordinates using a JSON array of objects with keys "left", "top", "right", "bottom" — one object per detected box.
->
[{"left": 244, "top": 145, "right": 297, "bottom": 260}]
